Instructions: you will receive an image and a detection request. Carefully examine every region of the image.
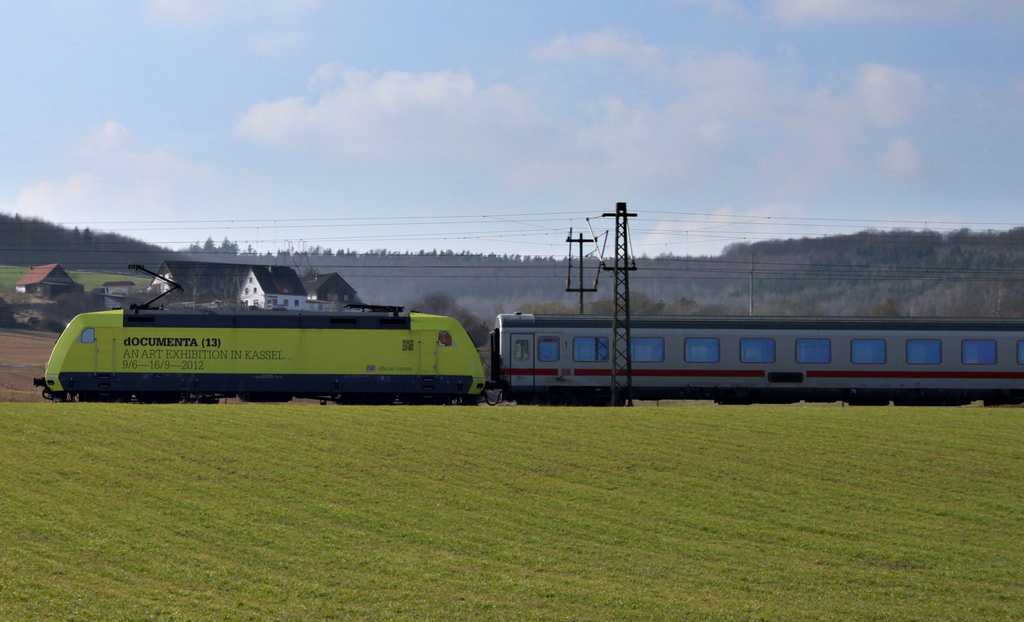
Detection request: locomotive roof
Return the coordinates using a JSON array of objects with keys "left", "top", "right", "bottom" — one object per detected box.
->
[
  {"left": 495, "top": 313, "right": 1024, "bottom": 333},
  {"left": 121, "top": 307, "right": 414, "bottom": 330}
]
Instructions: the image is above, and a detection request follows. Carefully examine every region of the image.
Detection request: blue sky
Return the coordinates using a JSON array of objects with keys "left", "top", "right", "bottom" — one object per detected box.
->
[{"left": 2, "top": 0, "right": 1023, "bottom": 258}]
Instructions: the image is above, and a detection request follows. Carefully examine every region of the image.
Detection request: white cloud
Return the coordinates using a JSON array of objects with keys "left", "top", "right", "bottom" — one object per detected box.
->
[
  {"left": 236, "top": 32, "right": 940, "bottom": 209},
  {"left": 855, "top": 63, "right": 926, "bottom": 125},
  {"left": 877, "top": 137, "right": 921, "bottom": 177},
  {"left": 237, "top": 67, "right": 548, "bottom": 161},
  {"left": 16, "top": 122, "right": 214, "bottom": 225},
  {"left": 772, "top": 0, "right": 1024, "bottom": 22}
]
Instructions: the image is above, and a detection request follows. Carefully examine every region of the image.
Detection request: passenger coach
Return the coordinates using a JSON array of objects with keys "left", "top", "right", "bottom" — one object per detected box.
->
[{"left": 490, "top": 314, "right": 1024, "bottom": 405}]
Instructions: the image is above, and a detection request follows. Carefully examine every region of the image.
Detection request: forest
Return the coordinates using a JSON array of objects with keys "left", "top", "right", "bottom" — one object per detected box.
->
[{"left": 5, "top": 212, "right": 1024, "bottom": 340}]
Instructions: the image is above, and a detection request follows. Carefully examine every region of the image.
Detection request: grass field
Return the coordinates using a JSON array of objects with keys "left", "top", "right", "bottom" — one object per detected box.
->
[
  {"left": 1, "top": 403, "right": 1022, "bottom": 621},
  {"left": 0, "top": 265, "right": 131, "bottom": 293}
]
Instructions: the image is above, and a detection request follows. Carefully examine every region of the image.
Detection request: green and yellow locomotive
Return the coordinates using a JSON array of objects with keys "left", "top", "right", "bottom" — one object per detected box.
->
[{"left": 34, "top": 307, "right": 486, "bottom": 404}]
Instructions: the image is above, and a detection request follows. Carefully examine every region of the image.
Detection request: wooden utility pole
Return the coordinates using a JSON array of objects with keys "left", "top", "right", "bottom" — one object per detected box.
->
[{"left": 566, "top": 229, "right": 598, "bottom": 314}]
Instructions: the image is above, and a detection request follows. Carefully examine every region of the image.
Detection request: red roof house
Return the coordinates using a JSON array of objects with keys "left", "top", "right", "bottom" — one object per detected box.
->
[{"left": 15, "top": 264, "right": 85, "bottom": 299}]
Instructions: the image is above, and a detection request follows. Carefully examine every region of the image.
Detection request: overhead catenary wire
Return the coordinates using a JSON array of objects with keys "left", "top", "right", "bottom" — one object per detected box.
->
[{"left": 6, "top": 211, "right": 1024, "bottom": 284}]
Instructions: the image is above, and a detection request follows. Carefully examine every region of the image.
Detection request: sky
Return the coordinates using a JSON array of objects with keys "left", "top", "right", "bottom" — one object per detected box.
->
[{"left": 2, "top": 0, "right": 1024, "bottom": 259}]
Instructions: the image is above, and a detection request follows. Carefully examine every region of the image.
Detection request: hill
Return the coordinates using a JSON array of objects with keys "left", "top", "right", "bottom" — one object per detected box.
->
[
  {"left": 0, "top": 212, "right": 168, "bottom": 272},
  {"left": 282, "top": 227, "right": 1024, "bottom": 319},
  {"left": 5, "top": 211, "right": 1024, "bottom": 321}
]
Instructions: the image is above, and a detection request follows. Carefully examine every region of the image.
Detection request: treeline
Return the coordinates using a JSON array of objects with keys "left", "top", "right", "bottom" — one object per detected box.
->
[
  {"left": 186, "top": 235, "right": 554, "bottom": 263},
  {"left": 8, "top": 212, "right": 1024, "bottom": 326},
  {"left": 0, "top": 213, "right": 168, "bottom": 270}
]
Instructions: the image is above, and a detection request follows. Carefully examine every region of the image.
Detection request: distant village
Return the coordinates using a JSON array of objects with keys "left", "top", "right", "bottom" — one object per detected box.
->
[{"left": 6, "top": 260, "right": 361, "bottom": 326}]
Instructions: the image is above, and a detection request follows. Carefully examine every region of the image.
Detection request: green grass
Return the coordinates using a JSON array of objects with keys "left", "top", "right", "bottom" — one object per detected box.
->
[
  {"left": 1, "top": 403, "right": 1022, "bottom": 620},
  {"left": 0, "top": 264, "right": 132, "bottom": 293}
]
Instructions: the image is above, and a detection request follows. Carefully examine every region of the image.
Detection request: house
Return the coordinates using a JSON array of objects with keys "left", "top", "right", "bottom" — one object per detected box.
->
[
  {"left": 98, "top": 280, "right": 135, "bottom": 295},
  {"left": 301, "top": 272, "right": 360, "bottom": 311},
  {"left": 152, "top": 260, "right": 252, "bottom": 306},
  {"left": 240, "top": 266, "right": 309, "bottom": 310},
  {"left": 15, "top": 264, "right": 84, "bottom": 299},
  {"left": 149, "top": 260, "right": 355, "bottom": 311}
]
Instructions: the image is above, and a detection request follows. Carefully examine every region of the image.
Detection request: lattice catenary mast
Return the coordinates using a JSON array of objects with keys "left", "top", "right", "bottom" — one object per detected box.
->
[{"left": 602, "top": 203, "right": 637, "bottom": 406}]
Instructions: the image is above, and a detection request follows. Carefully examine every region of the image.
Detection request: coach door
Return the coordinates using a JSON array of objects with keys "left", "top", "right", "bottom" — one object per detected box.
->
[{"left": 508, "top": 333, "right": 535, "bottom": 390}]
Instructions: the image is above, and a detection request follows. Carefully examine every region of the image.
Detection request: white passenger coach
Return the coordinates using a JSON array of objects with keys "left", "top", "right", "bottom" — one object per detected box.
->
[{"left": 490, "top": 314, "right": 1024, "bottom": 405}]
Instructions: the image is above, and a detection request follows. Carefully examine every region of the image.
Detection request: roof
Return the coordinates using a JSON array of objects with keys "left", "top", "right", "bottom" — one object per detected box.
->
[
  {"left": 16, "top": 263, "right": 63, "bottom": 286},
  {"left": 301, "top": 272, "right": 358, "bottom": 292},
  {"left": 495, "top": 313, "right": 1024, "bottom": 333},
  {"left": 157, "top": 260, "right": 252, "bottom": 303},
  {"left": 250, "top": 266, "right": 307, "bottom": 296}
]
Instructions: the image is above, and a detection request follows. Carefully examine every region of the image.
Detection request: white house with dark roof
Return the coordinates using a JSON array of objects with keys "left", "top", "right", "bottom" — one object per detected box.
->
[{"left": 240, "top": 265, "right": 309, "bottom": 310}]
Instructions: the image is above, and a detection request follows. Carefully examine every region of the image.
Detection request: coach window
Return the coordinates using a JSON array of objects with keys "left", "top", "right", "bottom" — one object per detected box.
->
[
  {"left": 962, "top": 340, "right": 996, "bottom": 365},
  {"left": 740, "top": 338, "right": 775, "bottom": 363},
  {"left": 514, "top": 339, "right": 530, "bottom": 362},
  {"left": 633, "top": 337, "right": 665, "bottom": 362},
  {"left": 538, "top": 337, "right": 560, "bottom": 362},
  {"left": 796, "top": 338, "right": 831, "bottom": 364},
  {"left": 685, "top": 338, "right": 719, "bottom": 363},
  {"left": 851, "top": 339, "right": 886, "bottom": 364},
  {"left": 574, "top": 337, "right": 610, "bottom": 362},
  {"left": 77, "top": 328, "right": 95, "bottom": 344},
  {"left": 907, "top": 339, "right": 941, "bottom": 364},
  {"left": 1018, "top": 341, "right": 1024, "bottom": 365}
]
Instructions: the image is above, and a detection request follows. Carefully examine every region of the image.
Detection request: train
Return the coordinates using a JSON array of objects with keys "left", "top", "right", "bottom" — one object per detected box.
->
[
  {"left": 34, "top": 306, "right": 486, "bottom": 404},
  {"left": 488, "top": 313, "right": 1024, "bottom": 406},
  {"left": 33, "top": 305, "right": 1024, "bottom": 406}
]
